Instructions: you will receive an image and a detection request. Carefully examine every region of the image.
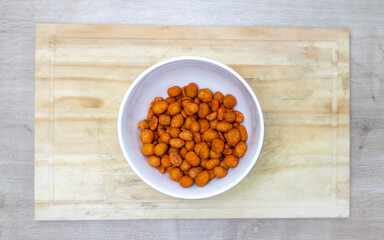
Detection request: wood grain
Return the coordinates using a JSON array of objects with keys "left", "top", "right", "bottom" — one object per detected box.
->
[
  {"left": 1, "top": 0, "right": 384, "bottom": 239},
  {"left": 34, "top": 24, "right": 349, "bottom": 220}
]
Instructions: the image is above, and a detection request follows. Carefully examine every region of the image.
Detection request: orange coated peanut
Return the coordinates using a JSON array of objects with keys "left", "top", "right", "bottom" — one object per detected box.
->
[
  {"left": 179, "top": 175, "right": 194, "bottom": 188},
  {"left": 195, "top": 171, "right": 210, "bottom": 187}
]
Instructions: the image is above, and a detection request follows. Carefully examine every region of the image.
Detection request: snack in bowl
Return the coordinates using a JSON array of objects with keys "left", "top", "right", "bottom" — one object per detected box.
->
[{"left": 137, "top": 83, "right": 248, "bottom": 188}]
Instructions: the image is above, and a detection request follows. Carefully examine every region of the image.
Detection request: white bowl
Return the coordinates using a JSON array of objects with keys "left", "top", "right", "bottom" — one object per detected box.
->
[{"left": 118, "top": 56, "right": 264, "bottom": 199}]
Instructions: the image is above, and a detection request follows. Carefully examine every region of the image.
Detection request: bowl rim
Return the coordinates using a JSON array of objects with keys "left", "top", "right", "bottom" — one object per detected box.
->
[{"left": 117, "top": 56, "right": 264, "bottom": 199}]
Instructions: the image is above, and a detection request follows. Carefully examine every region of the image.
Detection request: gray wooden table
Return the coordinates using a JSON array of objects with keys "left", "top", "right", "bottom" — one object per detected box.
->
[{"left": 1, "top": 0, "right": 383, "bottom": 239}]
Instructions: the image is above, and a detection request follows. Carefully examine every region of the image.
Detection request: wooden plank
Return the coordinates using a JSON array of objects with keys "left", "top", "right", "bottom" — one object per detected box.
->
[{"left": 34, "top": 24, "right": 349, "bottom": 220}]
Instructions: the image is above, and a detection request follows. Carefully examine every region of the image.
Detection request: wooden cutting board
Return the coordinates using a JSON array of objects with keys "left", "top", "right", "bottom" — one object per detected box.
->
[{"left": 35, "top": 24, "right": 350, "bottom": 220}]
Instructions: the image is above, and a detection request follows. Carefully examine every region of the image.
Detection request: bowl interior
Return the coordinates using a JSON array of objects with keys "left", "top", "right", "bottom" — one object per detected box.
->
[{"left": 119, "top": 58, "right": 263, "bottom": 199}]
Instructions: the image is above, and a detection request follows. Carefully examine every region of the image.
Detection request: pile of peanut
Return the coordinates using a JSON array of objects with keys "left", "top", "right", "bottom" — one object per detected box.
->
[{"left": 137, "top": 83, "right": 247, "bottom": 188}]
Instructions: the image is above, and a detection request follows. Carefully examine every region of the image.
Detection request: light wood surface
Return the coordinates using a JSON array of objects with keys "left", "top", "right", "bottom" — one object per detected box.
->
[
  {"left": 35, "top": 24, "right": 349, "bottom": 220},
  {"left": 1, "top": 0, "right": 384, "bottom": 239}
]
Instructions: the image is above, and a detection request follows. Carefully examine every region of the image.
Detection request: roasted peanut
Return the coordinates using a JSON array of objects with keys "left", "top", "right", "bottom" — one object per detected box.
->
[
  {"left": 151, "top": 97, "right": 163, "bottom": 108},
  {"left": 234, "top": 111, "right": 244, "bottom": 123},
  {"left": 165, "top": 97, "right": 176, "bottom": 104},
  {"left": 200, "top": 159, "right": 208, "bottom": 169},
  {"left": 208, "top": 169, "right": 215, "bottom": 180},
  {"left": 185, "top": 140, "right": 195, "bottom": 151},
  {"left": 233, "top": 123, "right": 239, "bottom": 128},
  {"left": 217, "top": 106, "right": 226, "bottom": 121},
  {"left": 152, "top": 100, "right": 169, "bottom": 114},
  {"left": 147, "top": 107, "right": 155, "bottom": 121},
  {"left": 211, "top": 99, "right": 220, "bottom": 112},
  {"left": 184, "top": 117, "right": 193, "bottom": 130},
  {"left": 197, "top": 103, "right": 210, "bottom": 118},
  {"left": 179, "top": 175, "right": 193, "bottom": 188},
  {"left": 149, "top": 116, "right": 158, "bottom": 130},
  {"left": 195, "top": 171, "right": 210, "bottom": 187},
  {"left": 142, "top": 143, "right": 155, "bottom": 156},
  {"left": 223, "top": 94, "right": 237, "bottom": 109},
  {"left": 157, "top": 128, "right": 166, "bottom": 136},
  {"left": 184, "top": 102, "right": 199, "bottom": 115},
  {"left": 159, "top": 132, "right": 171, "bottom": 144},
  {"left": 168, "top": 102, "right": 181, "bottom": 115},
  {"left": 198, "top": 88, "right": 213, "bottom": 103},
  {"left": 211, "top": 139, "right": 224, "bottom": 153},
  {"left": 206, "top": 111, "right": 217, "bottom": 121},
  {"left": 148, "top": 155, "right": 161, "bottom": 167},
  {"left": 223, "top": 148, "right": 233, "bottom": 155},
  {"left": 137, "top": 120, "right": 149, "bottom": 131},
  {"left": 202, "top": 129, "right": 219, "bottom": 142},
  {"left": 225, "top": 128, "right": 241, "bottom": 146},
  {"left": 169, "top": 127, "right": 181, "bottom": 138},
  {"left": 237, "top": 125, "right": 248, "bottom": 142},
  {"left": 190, "top": 121, "right": 201, "bottom": 132},
  {"left": 140, "top": 129, "right": 154, "bottom": 144},
  {"left": 216, "top": 121, "right": 233, "bottom": 132},
  {"left": 194, "top": 142, "right": 207, "bottom": 155},
  {"left": 169, "top": 152, "right": 183, "bottom": 166},
  {"left": 198, "top": 119, "right": 209, "bottom": 133},
  {"left": 206, "top": 159, "right": 220, "bottom": 169},
  {"left": 169, "top": 168, "right": 183, "bottom": 181},
  {"left": 180, "top": 147, "right": 188, "bottom": 158},
  {"left": 161, "top": 155, "right": 172, "bottom": 167},
  {"left": 171, "top": 114, "right": 184, "bottom": 128},
  {"left": 194, "top": 97, "right": 200, "bottom": 104},
  {"left": 210, "top": 119, "right": 218, "bottom": 129},
  {"left": 158, "top": 165, "right": 165, "bottom": 174},
  {"left": 186, "top": 83, "right": 198, "bottom": 98},
  {"left": 167, "top": 86, "right": 182, "bottom": 97},
  {"left": 213, "top": 166, "right": 227, "bottom": 178},
  {"left": 169, "top": 138, "right": 185, "bottom": 148},
  {"left": 234, "top": 141, "right": 247, "bottom": 157},
  {"left": 199, "top": 144, "right": 210, "bottom": 160},
  {"left": 223, "top": 155, "right": 238, "bottom": 168},
  {"left": 179, "top": 130, "right": 193, "bottom": 141},
  {"left": 213, "top": 91, "right": 224, "bottom": 103},
  {"left": 184, "top": 151, "right": 200, "bottom": 166},
  {"left": 168, "top": 147, "right": 178, "bottom": 154},
  {"left": 224, "top": 111, "right": 236, "bottom": 123},
  {"left": 220, "top": 161, "right": 230, "bottom": 170},
  {"left": 210, "top": 149, "right": 222, "bottom": 159},
  {"left": 180, "top": 158, "right": 192, "bottom": 170},
  {"left": 188, "top": 167, "right": 203, "bottom": 179},
  {"left": 158, "top": 114, "right": 171, "bottom": 126},
  {"left": 193, "top": 132, "right": 202, "bottom": 143},
  {"left": 154, "top": 143, "right": 168, "bottom": 156}
]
